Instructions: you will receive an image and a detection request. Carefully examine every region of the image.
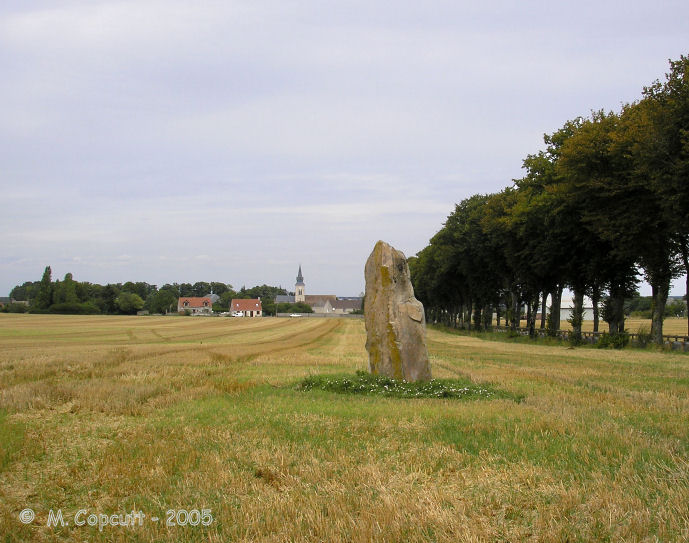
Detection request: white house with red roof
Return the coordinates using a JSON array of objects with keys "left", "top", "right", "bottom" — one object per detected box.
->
[
  {"left": 230, "top": 298, "right": 263, "bottom": 317},
  {"left": 178, "top": 296, "right": 213, "bottom": 314}
]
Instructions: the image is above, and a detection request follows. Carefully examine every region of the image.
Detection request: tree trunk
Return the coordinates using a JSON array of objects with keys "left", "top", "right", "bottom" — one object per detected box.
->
[
  {"left": 650, "top": 280, "right": 670, "bottom": 345},
  {"left": 526, "top": 296, "right": 533, "bottom": 336},
  {"left": 608, "top": 285, "right": 626, "bottom": 335},
  {"left": 547, "top": 285, "right": 563, "bottom": 336},
  {"left": 473, "top": 304, "right": 482, "bottom": 331},
  {"left": 510, "top": 290, "right": 520, "bottom": 332},
  {"left": 540, "top": 292, "right": 547, "bottom": 329},
  {"left": 528, "top": 294, "right": 539, "bottom": 338},
  {"left": 482, "top": 304, "right": 492, "bottom": 331},
  {"left": 571, "top": 289, "right": 585, "bottom": 342},
  {"left": 591, "top": 286, "right": 601, "bottom": 333},
  {"left": 681, "top": 243, "right": 689, "bottom": 337}
]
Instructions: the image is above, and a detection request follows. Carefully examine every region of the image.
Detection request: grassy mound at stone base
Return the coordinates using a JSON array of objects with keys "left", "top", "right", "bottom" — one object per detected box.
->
[{"left": 298, "top": 370, "right": 523, "bottom": 401}]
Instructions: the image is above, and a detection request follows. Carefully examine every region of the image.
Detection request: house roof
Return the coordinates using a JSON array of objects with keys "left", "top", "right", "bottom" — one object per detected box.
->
[
  {"left": 304, "top": 295, "right": 336, "bottom": 307},
  {"left": 178, "top": 297, "right": 212, "bottom": 308},
  {"left": 231, "top": 298, "right": 262, "bottom": 311},
  {"left": 332, "top": 299, "right": 362, "bottom": 310},
  {"left": 275, "top": 295, "right": 295, "bottom": 303}
]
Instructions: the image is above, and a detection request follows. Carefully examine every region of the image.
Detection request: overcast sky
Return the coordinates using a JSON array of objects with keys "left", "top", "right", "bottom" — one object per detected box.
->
[{"left": 1, "top": 0, "right": 687, "bottom": 297}]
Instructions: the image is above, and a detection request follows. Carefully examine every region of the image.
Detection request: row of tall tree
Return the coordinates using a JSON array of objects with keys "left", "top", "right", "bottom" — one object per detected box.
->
[
  {"left": 9, "top": 266, "right": 288, "bottom": 315},
  {"left": 409, "top": 56, "right": 689, "bottom": 343}
]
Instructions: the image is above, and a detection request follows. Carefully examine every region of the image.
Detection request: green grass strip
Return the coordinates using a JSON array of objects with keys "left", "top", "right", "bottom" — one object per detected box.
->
[{"left": 297, "top": 370, "right": 523, "bottom": 401}]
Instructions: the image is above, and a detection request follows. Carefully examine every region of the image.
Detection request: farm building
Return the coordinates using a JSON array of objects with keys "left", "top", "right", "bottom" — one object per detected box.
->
[
  {"left": 178, "top": 297, "right": 213, "bottom": 314},
  {"left": 231, "top": 298, "right": 263, "bottom": 317},
  {"left": 558, "top": 296, "right": 595, "bottom": 322}
]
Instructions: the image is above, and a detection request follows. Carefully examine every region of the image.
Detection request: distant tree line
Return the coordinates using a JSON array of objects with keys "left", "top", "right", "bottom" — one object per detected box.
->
[
  {"left": 626, "top": 296, "right": 687, "bottom": 319},
  {"left": 409, "top": 55, "right": 689, "bottom": 343},
  {"left": 276, "top": 302, "right": 314, "bottom": 314},
  {"left": 6, "top": 266, "right": 288, "bottom": 316}
]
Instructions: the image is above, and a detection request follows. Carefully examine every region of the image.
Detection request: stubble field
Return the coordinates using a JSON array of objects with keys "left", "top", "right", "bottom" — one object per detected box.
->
[
  {"left": 514, "top": 317, "right": 688, "bottom": 336},
  {"left": 0, "top": 314, "right": 688, "bottom": 542}
]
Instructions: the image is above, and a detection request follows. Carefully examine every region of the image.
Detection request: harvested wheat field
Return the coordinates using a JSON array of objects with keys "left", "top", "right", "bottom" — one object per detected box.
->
[
  {"left": 1, "top": 314, "right": 688, "bottom": 542},
  {"left": 511, "top": 317, "right": 688, "bottom": 336}
]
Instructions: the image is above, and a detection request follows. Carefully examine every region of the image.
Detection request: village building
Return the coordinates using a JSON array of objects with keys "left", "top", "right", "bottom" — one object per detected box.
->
[
  {"left": 230, "top": 298, "right": 263, "bottom": 317},
  {"left": 331, "top": 299, "right": 363, "bottom": 314},
  {"left": 177, "top": 297, "right": 212, "bottom": 314},
  {"left": 276, "top": 266, "right": 362, "bottom": 314},
  {"left": 295, "top": 265, "right": 306, "bottom": 302}
]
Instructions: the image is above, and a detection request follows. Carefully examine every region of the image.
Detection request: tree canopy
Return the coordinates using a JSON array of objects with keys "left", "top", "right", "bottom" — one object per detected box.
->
[
  {"left": 411, "top": 55, "right": 689, "bottom": 342},
  {"left": 8, "top": 272, "right": 288, "bottom": 317}
]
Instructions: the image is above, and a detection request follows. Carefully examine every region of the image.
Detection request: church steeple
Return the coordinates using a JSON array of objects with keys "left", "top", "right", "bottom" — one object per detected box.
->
[{"left": 295, "top": 265, "right": 305, "bottom": 302}]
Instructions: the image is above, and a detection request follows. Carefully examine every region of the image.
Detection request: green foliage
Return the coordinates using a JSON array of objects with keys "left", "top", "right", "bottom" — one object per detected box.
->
[
  {"left": 49, "top": 302, "right": 100, "bottom": 315},
  {"left": 114, "top": 292, "right": 145, "bottom": 314},
  {"left": 625, "top": 296, "right": 652, "bottom": 314},
  {"left": 261, "top": 299, "right": 276, "bottom": 317},
  {"left": 292, "top": 302, "right": 314, "bottom": 313},
  {"left": 9, "top": 281, "right": 39, "bottom": 303},
  {"left": 0, "top": 409, "right": 25, "bottom": 470},
  {"left": 545, "top": 308, "right": 559, "bottom": 337},
  {"left": 0, "top": 303, "right": 29, "bottom": 314},
  {"left": 10, "top": 270, "right": 259, "bottom": 316},
  {"left": 210, "top": 282, "right": 232, "bottom": 296},
  {"left": 191, "top": 282, "right": 211, "bottom": 297},
  {"left": 53, "top": 273, "right": 79, "bottom": 305},
  {"left": 218, "top": 289, "right": 236, "bottom": 308},
  {"left": 666, "top": 300, "right": 687, "bottom": 318},
  {"left": 34, "top": 265, "right": 53, "bottom": 310},
  {"left": 412, "top": 56, "right": 689, "bottom": 340},
  {"left": 237, "top": 284, "right": 288, "bottom": 301},
  {"left": 298, "top": 370, "right": 522, "bottom": 401},
  {"left": 634, "top": 325, "right": 653, "bottom": 348},
  {"left": 145, "top": 288, "right": 178, "bottom": 314},
  {"left": 122, "top": 281, "right": 157, "bottom": 300},
  {"left": 596, "top": 331, "right": 630, "bottom": 349},
  {"left": 277, "top": 302, "right": 314, "bottom": 314},
  {"left": 98, "top": 284, "right": 120, "bottom": 314},
  {"left": 627, "top": 297, "right": 685, "bottom": 318}
]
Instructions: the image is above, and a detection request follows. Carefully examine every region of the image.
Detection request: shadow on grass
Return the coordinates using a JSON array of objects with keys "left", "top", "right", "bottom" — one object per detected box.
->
[{"left": 297, "top": 370, "right": 524, "bottom": 402}]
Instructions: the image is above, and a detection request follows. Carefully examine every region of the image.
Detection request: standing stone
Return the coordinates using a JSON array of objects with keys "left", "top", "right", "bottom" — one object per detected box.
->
[{"left": 364, "top": 240, "right": 431, "bottom": 382}]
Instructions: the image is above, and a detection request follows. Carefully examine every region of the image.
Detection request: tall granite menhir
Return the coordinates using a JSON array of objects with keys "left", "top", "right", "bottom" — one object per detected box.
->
[{"left": 364, "top": 240, "right": 431, "bottom": 382}]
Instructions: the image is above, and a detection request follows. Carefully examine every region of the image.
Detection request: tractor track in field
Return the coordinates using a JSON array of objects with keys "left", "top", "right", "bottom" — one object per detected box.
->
[{"left": 205, "top": 319, "right": 344, "bottom": 363}]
